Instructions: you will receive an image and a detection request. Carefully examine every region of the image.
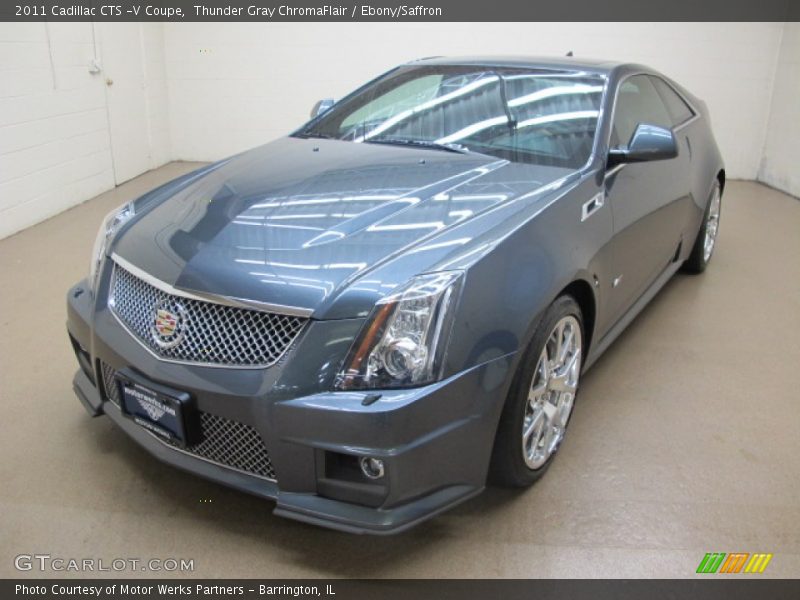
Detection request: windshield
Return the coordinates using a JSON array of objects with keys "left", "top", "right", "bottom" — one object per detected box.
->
[{"left": 296, "top": 65, "right": 606, "bottom": 169}]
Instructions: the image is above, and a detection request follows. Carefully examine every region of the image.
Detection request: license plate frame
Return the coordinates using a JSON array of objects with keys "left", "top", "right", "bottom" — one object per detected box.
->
[{"left": 115, "top": 368, "right": 199, "bottom": 446}]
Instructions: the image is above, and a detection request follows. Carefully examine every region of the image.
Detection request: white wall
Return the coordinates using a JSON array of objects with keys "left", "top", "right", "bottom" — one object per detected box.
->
[
  {"left": 0, "top": 23, "right": 114, "bottom": 239},
  {"left": 164, "top": 22, "right": 784, "bottom": 181},
  {"left": 0, "top": 22, "right": 170, "bottom": 239},
  {"left": 140, "top": 24, "right": 172, "bottom": 169},
  {"left": 0, "top": 22, "right": 795, "bottom": 240},
  {"left": 759, "top": 23, "right": 800, "bottom": 198}
]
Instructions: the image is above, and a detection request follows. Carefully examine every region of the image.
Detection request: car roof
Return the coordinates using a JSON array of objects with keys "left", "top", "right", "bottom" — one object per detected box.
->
[{"left": 406, "top": 55, "right": 627, "bottom": 76}]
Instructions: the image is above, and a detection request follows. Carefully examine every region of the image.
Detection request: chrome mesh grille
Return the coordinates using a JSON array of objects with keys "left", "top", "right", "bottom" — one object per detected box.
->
[
  {"left": 100, "top": 361, "right": 121, "bottom": 407},
  {"left": 109, "top": 263, "right": 307, "bottom": 367},
  {"left": 165, "top": 413, "right": 276, "bottom": 480},
  {"left": 99, "top": 361, "right": 276, "bottom": 481}
]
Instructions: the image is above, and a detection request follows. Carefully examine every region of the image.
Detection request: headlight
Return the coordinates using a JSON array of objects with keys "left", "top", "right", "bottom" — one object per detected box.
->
[
  {"left": 89, "top": 203, "right": 135, "bottom": 287},
  {"left": 335, "top": 271, "right": 464, "bottom": 390}
]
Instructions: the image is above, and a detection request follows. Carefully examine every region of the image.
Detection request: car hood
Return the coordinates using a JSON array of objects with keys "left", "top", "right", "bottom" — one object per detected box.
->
[{"left": 113, "top": 136, "right": 574, "bottom": 317}]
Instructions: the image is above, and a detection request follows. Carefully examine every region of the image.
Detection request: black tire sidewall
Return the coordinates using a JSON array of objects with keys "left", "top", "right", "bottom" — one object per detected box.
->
[
  {"left": 490, "top": 295, "right": 584, "bottom": 487},
  {"left": 684, "top": 180, "right": 721, "bottom": 273}
]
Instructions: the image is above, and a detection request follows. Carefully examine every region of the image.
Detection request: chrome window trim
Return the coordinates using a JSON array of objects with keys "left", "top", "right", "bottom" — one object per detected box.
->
[
  {"left": 603, "top": 164, "right": 626, "bottom": 180},
  {"left": 672, "top": 111, "right": 700, "bottom": 132},
  {"left": 110, "top": 253, "right": 314, "bottom": 318}
]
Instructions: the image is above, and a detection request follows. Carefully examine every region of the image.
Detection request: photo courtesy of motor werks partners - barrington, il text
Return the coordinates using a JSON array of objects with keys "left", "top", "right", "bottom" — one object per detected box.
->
[{"left": 14, "top": 583, "right": 332, "bottom": 597}]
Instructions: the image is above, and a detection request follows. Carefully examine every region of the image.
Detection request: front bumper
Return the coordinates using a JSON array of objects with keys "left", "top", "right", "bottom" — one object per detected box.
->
[{"left": 67, "top": 278, "right": 514, "bottom": 534}]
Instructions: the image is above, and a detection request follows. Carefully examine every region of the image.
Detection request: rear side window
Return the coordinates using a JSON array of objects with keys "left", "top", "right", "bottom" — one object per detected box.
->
[
  {"left": 650, "top": 77, "right": 695, "bottom": 127},
  {"left": 611, "top": 75, "right": 672, "bottom": 147}
]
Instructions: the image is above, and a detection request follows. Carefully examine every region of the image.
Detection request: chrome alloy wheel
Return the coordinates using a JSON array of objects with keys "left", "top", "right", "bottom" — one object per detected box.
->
[
  {"left": 522, "top": 315, "right": 582, "bottom": 470},
  {"left": 703, "top": 186, "right": 721, "bottom": 262}
]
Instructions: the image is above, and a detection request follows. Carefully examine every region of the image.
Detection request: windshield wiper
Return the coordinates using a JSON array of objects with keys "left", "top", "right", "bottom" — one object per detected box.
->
[
  {"left": 294, "top": 131, "right": 337, "bottom": 140},
  {"left": 364, "top": 137, "right": 470, "bottom": 154}
]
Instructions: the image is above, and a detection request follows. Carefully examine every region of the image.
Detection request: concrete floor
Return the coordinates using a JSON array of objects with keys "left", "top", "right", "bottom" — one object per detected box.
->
[{"left": 1, "top": 164, "right": 798, "bottom": 579}]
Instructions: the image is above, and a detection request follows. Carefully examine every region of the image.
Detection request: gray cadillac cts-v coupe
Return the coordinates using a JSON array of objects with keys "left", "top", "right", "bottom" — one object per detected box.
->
[{"left": 67, "top": 56, "right": 724, "bottom": 533}]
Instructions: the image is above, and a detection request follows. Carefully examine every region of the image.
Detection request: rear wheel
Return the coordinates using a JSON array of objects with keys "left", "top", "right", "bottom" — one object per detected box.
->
[
  {"left": 683, "top": 181, "right": 721, "bottom": 273},
  {"left": 490, "top": 295, "right": 584, "bottom": 487}
]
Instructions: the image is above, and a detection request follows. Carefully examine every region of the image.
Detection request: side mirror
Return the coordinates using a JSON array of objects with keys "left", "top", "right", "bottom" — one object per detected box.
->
[
  {"left": 310, "top": 98, "right": 335, "bottom": 118},
  {"left": 608, "top": 123, "right": 677, "bottom": 167}
]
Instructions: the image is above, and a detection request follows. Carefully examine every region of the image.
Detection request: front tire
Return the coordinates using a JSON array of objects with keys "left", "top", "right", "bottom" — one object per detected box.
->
[
  {"left": 490, "top": 295, "right": 584, "bottom": 487},
  {"left": 683, "top": 180, "right": 721, "bottom": 273}
]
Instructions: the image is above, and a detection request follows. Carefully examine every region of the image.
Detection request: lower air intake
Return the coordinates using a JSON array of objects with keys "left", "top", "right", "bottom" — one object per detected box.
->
[{"left": 99, "top": 361, "right": 276, "bottom": 481}]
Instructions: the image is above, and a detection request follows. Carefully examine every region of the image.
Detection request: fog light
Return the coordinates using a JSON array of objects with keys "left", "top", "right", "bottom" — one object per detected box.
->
[{"left": 359, "top": 456, "right": 385, "bottom": 480}]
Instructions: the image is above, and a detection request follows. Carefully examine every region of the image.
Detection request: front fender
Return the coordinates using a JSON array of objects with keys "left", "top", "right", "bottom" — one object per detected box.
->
[{"left": 442, "top": 172, "right": 612, "bottom": 379}]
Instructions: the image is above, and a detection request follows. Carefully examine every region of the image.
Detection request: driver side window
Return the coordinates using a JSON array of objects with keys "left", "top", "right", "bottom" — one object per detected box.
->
[{"left": 611, "top": 75, "right": 673, "bottom": 147}]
